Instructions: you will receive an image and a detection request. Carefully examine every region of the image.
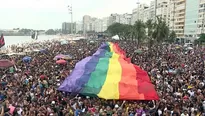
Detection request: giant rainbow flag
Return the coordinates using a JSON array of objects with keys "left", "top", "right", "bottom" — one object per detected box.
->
[{"left": 58, "top": 42, "right": 159, "bottom": 100}]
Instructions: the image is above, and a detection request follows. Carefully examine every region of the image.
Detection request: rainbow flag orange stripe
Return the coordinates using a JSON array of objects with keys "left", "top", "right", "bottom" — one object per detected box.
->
[{"left": 58, "top": 42, "right": 159, "bottom": 100}]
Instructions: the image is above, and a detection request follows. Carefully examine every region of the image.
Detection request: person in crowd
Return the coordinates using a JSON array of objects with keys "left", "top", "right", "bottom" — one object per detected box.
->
[{"left": 0, "top": 39, "right": 204, "bottom": 116}]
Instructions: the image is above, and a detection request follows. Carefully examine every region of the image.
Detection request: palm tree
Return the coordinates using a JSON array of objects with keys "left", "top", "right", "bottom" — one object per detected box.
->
[
  {"left": 146, "top": 19, "right": 155, "bottom": 48},
  {"left": 152, "top": 17, "right": 169, "bottom": 43},
  {"left": 146, "top": 19, "right": 154, "bottom": 38},
  {"left": 133, "top": 20, "right": 146, "bottom": 47},
  {"left": 168, "top": 31, "right": 177, "bottom": 43}
]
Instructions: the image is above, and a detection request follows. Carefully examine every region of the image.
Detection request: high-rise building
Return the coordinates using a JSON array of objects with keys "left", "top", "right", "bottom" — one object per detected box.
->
[
  {"left": 131, "top": 4, "right": 149, "bottom": 25},
  {"left": 143, "top": 7, "right": 151, "bottom": 22},
  {"left": 184, "top": 0, "right": 200, "bottom": 40},
  {"left": 171, "top": 0, "right": 186, "bottom": 37},
  {"left": 83, "top": 15, "right": 91, "bottom": 34},
  {"left": 94, "top": 19, "right": 103, "bottom": 32},
  {"left": 102, "top": 17, "right": 109, "bottom": 32},
  {"left": 62, "top": 22, "right": 76, "bottom": 34},
  {"left": 156, "top": 0, "right": 170, "bottom": 25},
  {"left": 149, "top": 1, "right": 156, "bottom": 22},
  {"left": 76, "top": 21, "right": 83, "bottom": 34},
  {"left": 197, "top": 0, "right": 205, "bottom": 36},
  {"left": 108, "top": 14, "right": 120, "bottom": 26},
  {"left": 119, "top": 13, "right": 132, "bottom": 25}
]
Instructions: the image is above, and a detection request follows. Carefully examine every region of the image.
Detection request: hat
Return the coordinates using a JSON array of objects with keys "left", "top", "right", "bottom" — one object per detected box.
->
[
  {"left": 183, "top": 96, "right": 188, "bottom": 99},
  {"left": 51, "top": 101, "right": 55, "bottom": 104},
  {"left": 86, "top": 96, "right": 90, "bottom": 99},
  {"left": 115, "top": 104, "right": 119, "bottom": 108}
]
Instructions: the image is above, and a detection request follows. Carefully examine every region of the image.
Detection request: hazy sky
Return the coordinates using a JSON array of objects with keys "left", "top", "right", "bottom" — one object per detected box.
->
[{"left": 0, "top": 0, "right": 152, "bottom": 30}]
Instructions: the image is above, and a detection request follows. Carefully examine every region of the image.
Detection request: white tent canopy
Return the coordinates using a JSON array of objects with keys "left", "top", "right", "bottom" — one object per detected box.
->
[{"left": 112, "top": 35, "right": 120, "bottom": 40}]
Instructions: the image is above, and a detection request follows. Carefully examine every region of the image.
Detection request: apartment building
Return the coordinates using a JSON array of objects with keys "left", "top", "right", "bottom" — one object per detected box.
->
[
  {"left": 197, "top": 0, "right": 205, "bottom": 36},
  {"left": 131, "top": 4, "right": 149, "bottom": 25},
  {"left": 156, "top": 0, "right": 170, "bottom": 25},
  {"left": 62, "top": 22, "right": 76, "bottom": 34},
  {"left": 119, "top": 13, "right": 132, "bottom": 25},
  {"left": 102, "top": 17, "right": 109, "bottom": 32},
  {"left": 173, "top": 0, "right": 186, "bottom": 37},
  {"left": 76, "top": 21, "right": 83, "bottom": 33},
  {"left": 149, "top": 1, "right": 156, "bottom": 22},
  {"left": 108, "top": 14, "right": 120, "bottom": 26},
  {"left": 184, "top": 0, "right": 200, "bottom": 40},
  {"left": 83, "top": 15, "right": 91, "bottom": 34},
  {"left": 94, "top": 19, "right": 103, "bottom": 32},
  {"left": 143, "top": 7, "right": 151, "bottom": 22}
]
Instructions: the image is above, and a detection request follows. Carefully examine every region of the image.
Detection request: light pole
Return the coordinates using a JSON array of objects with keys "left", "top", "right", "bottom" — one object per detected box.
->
[{"left": 68, "top": 4, "right": 73, "bottom": 34}]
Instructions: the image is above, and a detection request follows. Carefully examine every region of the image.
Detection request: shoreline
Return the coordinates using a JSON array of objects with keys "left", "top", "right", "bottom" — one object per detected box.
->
[{"left": 1, "top": 35, "right": 85, "bottom": 53}]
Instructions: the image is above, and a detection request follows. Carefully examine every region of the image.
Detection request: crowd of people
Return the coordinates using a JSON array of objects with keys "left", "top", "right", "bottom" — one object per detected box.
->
[{"left": 0, "top": 39, "right": 204, "bottom": 116}]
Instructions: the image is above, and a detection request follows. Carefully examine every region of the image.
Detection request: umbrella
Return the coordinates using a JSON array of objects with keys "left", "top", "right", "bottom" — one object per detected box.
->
[
  {"left": 40, "top": 49, "right": 47, "bottom": 53},
  {"left": 54, "top": 54, "right": 64, "bottom": 60},
  {"left": 60, "top": 40, "right": 68, "bottom": 45},
  {"left": 62, "top": 55, "right": 72, "bottom": 60},
  {"left": 56, "top": 59, "right": 67, "bottom": 65},
  {"left": 134, "top": 49, "right": 143, "bottom": 54},
  {"left": 23, "top": 56, "right": 32, "bottom": 63},
  {"left": 0, "top": 59, "right": 14, "bottom": 68},
  {"left": 32, "top": 49, "right": 40, "bottom": 52},
  {"left": 187, "top": 47, "right": 193, "bottom": 50}
]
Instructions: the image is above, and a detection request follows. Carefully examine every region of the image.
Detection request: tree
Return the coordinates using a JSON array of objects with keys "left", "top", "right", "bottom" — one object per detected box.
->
[
  {"left": 198, "top": 33, "right": 205, "bottom": 43},
  {"left": 146, "top": 19, "right": 155, "bottom": 48},
  {"left": 146, "top": 19, "right": 154, "bottom": 38},
  {"left": 120, "top": 24, "right": 133, "bottom": 40},
  {"left": 133, "top": 20, "right": 146, "bottom": 46},
  {"left": 107, "top": 23, "right": 122, "bottom": 37},
  {"left": 45, "top": 29, "right": 56, "bottom": 35},
  {"left": 167, "top": 31, "right": 177, "bottom": 43},
  {"left": 107, "top": 23, "right": 132, "bottom": 40},
  {"left": 152, "top": 17, "right": 169, "bottom": 43}
]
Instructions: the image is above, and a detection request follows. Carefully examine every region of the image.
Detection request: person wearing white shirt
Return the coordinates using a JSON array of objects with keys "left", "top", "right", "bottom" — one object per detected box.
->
[
  {"left": 181, "top": 110, "right": 189, "bottom": 116},
  {"left": 188, "top": 90, "right": 194, "bottom": 97}
]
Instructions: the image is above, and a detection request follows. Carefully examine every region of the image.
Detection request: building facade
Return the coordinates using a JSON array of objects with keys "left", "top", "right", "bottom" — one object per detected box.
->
[
  {"left": 83, "top": 15, "right": 91, "bottom": 34},
  {"left": 184, "top": 0, "right": 200, "bottom": 39},
  {"left": 197, "top": 0, "right": 205, "bottom": 36},
  {"left": 119, "top": 13, "right": 132, "bottom": 25},
  {"left": 94, "top": 19, "right": 103, "bottom": 32},
  {"left": 156, "top": 0, "right": 170, "bottom": 25},
  {"left": 108, "top": 14, "right": 120, "bottom": 26},
  {"left": 131, "top": 4, "right": 149, "bottom": 25},
  {"left": 173, "top": 0, "right": 186, "bottom": 37},
  {"left": 149, "top": 1, "right": 156, "bottom": 22},
  {"left": 76, "top": 21, "right": 83, "bottom": 34},
  {"left": 62, "top": 22, "right": 76, "bottom": 34},
  {"left": 102, "top": 17, "right": 109, "bottom": 32}
]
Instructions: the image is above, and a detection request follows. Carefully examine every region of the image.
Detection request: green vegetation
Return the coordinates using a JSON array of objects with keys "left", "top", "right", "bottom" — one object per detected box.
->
[
  {"left": 0, "top": 28, "right": 61, "bottom": 36},
  {"left": 107, "top": 17, "right": 177, "bottom": 46},
  {"left": 45, "top": 29, "right": 61, "bottom": 35},
  {"left": 199, "top": 33, "right": 205, "bottom": 43}
]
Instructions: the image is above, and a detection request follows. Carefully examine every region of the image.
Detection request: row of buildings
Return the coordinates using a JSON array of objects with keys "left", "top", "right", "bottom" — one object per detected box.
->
[{"left": 62, "top": 0, "right": 205, "bottom": 40}]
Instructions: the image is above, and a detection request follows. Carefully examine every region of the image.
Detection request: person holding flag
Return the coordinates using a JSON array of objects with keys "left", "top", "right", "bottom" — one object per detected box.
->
[
  {"left": 0, "top": 34, "right": 5, "bottom": 48},
  {"left": 31, "top": 31, "right": 38, "bottom": 40}
]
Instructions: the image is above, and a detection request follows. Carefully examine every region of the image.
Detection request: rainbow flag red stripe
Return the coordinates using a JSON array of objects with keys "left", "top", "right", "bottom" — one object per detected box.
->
[{"left": 58, "top": 42, "right": 159, "bottom": 100}]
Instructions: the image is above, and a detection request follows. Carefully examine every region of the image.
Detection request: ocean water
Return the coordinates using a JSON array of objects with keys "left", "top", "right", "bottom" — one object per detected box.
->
[{"left": 4, "top": 35, "right": 59, "bottom": 46}]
